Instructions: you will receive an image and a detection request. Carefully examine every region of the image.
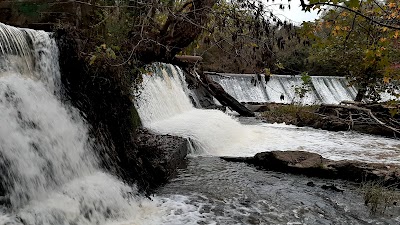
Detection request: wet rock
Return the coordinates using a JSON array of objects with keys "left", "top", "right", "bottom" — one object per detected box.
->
[
  {"left": 321, "top": 184, "right": 344, "bottom": 193},
  {"left": 222, "top": 151, "right": 400, "bottom": 187},
  {"left": 220, "top": 156, "right": 253, "bottom": 163},
  {"left": 250, "top": 151, "right": 329, "bottom": 177},
  {"left": 307, "top": 181, "right": 315, "bottom": 187},
  {"left": 0, "top": 196, "right": 10, "bottom": 206},
  {"left": 134, "top": 128, "right": 189, "bottom": 190}
]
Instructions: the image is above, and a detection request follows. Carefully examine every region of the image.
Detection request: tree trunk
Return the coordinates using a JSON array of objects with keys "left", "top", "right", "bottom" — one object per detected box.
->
[
  {"left": 154, "top": 0, "right": 218, "bottom": 61},
  {"left": 355, "top": 86, "right": 366, "bottom": 102}
]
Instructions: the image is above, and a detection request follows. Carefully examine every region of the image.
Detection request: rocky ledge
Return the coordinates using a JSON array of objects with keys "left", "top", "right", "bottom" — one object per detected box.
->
[{"left": 222, "top": 151, "right": 400, "bottom": 187}]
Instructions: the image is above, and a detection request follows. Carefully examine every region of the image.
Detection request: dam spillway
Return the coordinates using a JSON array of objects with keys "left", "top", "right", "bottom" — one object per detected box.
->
[{"left": 208, "top": 73, "right": 358, "bottom": 104}]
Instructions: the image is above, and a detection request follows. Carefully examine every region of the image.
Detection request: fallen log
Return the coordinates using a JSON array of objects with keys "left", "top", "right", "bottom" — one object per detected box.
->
[
  {"left": 202, "top": 73, "right": 255, "bottom": 117},
  {"left": 321, "top": 104, "right": 400, "bottom": 136}
]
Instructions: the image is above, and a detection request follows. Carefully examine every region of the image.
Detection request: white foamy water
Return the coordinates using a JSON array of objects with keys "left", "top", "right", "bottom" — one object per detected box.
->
[
  {"left": 1, "top": 21, "right": 399, "bottom": 224},
  {"left": 210, "top": 73, "right": 358, "bottom": 104},
  {"left": 135, "top": 63, "right": 400, "bottom": 164},
  {"left": 0, "top": 23, "right": 183, "bottom": 225}
]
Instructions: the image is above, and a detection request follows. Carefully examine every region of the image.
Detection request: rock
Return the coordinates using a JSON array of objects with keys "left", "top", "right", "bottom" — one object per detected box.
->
[
  {"left": 0, "top": 196, "right": 10, "bottom": 206},
  {"left": 306, "top": 181, "right": 315, "bottom": 187},
  {"left": 134, "top": 128, "right": 189, "bottom": 190},
  {"left": 220, "top": 156, "right": 253, "bottom": 163},
  {"left": 321, "top": 184, "right": 344, "bottom": 193},
  {"left": 252, "top": 151, "right": 328, "bottom": 177},
  {"left": 222, "top": 151, "right": 400, "bottom": 187}
]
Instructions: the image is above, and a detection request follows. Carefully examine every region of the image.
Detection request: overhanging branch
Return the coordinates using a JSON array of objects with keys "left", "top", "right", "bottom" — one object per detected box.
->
[{"left": 299, "top": 0, "right": 400, "bottom": 30}]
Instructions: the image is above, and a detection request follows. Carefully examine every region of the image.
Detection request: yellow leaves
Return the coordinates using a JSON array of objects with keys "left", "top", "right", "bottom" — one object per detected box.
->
[
  {"left": 275, "top": 62, "right": 285, "bottom": 69},
  {"left": 394, "top": 31, "right": 400, "bottom": 39},
  {"left": 382, "top": 27, "right": 389, "bottom": 32},
  {"left": 388, "top": 2, "right": 396, "bottom": 9},
  {"left": 379, "top": 37, "right": 387, "bottom": 43},
  {"left": 89, "top": 55, "right": 97, "bottom": 65},
  {"left": 383, "top": 76, "right": 391, "bottom": 84},
  {"left": 332, "top": 25, "right": 341, "bottom": 36},
  {"left": 249, "top": 43, "right": 258, "bottom": 48},
  {"left": 390, "top": 12, "right": 398, "bottom": 19}
]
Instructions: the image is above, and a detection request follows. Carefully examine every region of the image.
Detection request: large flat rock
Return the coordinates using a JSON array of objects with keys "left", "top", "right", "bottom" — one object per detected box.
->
[{"left": 222, "top": 151, "right": 400, "bottom": 187}]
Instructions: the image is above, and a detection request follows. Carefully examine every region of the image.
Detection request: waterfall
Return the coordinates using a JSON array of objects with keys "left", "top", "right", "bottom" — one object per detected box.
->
[
  {"left": 134, "top": 63, "right": 262, "bottom": 155},
  {"left": 209, "top": 73, "right": 358, "bottom": 104},
  {"left": 0, "top": 23, "right": 149, "bottom": 225},
  {"left": 134, "top": 63, "right": 400, "bottom": 165}
]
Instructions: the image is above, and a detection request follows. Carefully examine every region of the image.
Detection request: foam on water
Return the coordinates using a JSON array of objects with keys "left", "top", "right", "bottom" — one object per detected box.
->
[
  {"left": 135, "top": 64, "right": 262, "bottom": 154},
  {"left": 0, "top": 23, "right": 171, "bottom": 225},
  {"left": 242, "top": 123, "right": 400, "bottom": 164}
]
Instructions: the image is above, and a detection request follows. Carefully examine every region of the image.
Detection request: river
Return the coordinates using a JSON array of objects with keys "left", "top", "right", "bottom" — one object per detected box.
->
[{"left": 1, "top": 23, "right": 399, "bottom": 225}]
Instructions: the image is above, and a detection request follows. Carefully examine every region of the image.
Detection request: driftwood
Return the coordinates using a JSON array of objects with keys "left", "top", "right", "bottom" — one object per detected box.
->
[{"left": 320, "top": 103, "right": 400, "bottom": 137}]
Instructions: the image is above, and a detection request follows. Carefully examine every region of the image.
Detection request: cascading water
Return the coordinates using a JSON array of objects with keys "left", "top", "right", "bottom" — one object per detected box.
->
[
  {"left": 134, "top": 63, "right": 262, "bottom": 155},
  {"left": 209, "top": 73, "right": 358, "bottom": 104},
  {"left": 135, "top": 63, "right": 400, "bottom": 164},
  {"left": 2, "top": 20, "right": 399, "bottom": 224},
  {"left": 0, "top": 23, "right": 169, "bottom": 225},
  {"left": 134, "top": 63, "right": 400, "bottom": 224}
]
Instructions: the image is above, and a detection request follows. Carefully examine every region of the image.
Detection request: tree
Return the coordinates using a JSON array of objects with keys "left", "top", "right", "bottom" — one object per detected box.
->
[
  {"left": 300, "top": 0, "right": 400, "bottom": 101},
  {"left": 300, "top": 0, "right": 400, "bottom": 30}
]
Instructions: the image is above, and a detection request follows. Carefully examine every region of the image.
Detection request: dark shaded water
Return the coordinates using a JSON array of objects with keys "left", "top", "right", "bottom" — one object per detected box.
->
[{"left": 157, "top": 157, "right": 400, "bottom": 225}]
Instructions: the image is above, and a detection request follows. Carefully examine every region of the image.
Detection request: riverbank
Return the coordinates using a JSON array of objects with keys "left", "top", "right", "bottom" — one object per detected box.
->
[{"left": 257, "top": 102, "right": 400, "bottom": 138}]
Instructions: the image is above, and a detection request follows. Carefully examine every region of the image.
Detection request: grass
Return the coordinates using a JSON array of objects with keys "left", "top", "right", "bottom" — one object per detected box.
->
[
  {"left": 360, "top": 181, "right": 400, "bottom": 215},
  {"left": 260, "top": 104, "right": 320, "bottom": 125}
]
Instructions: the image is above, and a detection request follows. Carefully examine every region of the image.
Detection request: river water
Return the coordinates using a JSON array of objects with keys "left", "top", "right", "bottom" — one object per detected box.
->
[
  {"left": 1, "top": 24, "right": 400, "bottom": 224},
  {"left": 133, "top": 63, "right": 400, "bottom": 224}
]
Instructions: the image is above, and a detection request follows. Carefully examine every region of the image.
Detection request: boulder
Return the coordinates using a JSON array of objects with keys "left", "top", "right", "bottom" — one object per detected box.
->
[{"left": 134, "top": 128, "right": 189, "bottom": 190}]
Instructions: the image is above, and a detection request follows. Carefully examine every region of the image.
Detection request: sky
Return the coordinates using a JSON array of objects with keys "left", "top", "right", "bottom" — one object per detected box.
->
[{"left": 263, "top": 0, "right": 320, "bottom": 24}]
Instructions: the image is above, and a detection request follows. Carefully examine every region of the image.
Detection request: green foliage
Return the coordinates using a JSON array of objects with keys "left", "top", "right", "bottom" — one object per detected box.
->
[
  {"left": 294, "top": 72, "right": 312, "bottom": 99},
  {"left": 15, "top": 2, "right": 49, "bottom": 17},
  {"left": 260, "top": 104, "right": 320, "bottom": 124},
  {"left": 301, "top": 0, "right": 400, "bottom": 102}
]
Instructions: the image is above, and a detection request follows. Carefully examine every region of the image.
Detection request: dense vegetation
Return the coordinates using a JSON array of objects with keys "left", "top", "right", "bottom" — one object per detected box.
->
[{"left": 301, "top": 0, "right": 400, "bottom": 102}]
